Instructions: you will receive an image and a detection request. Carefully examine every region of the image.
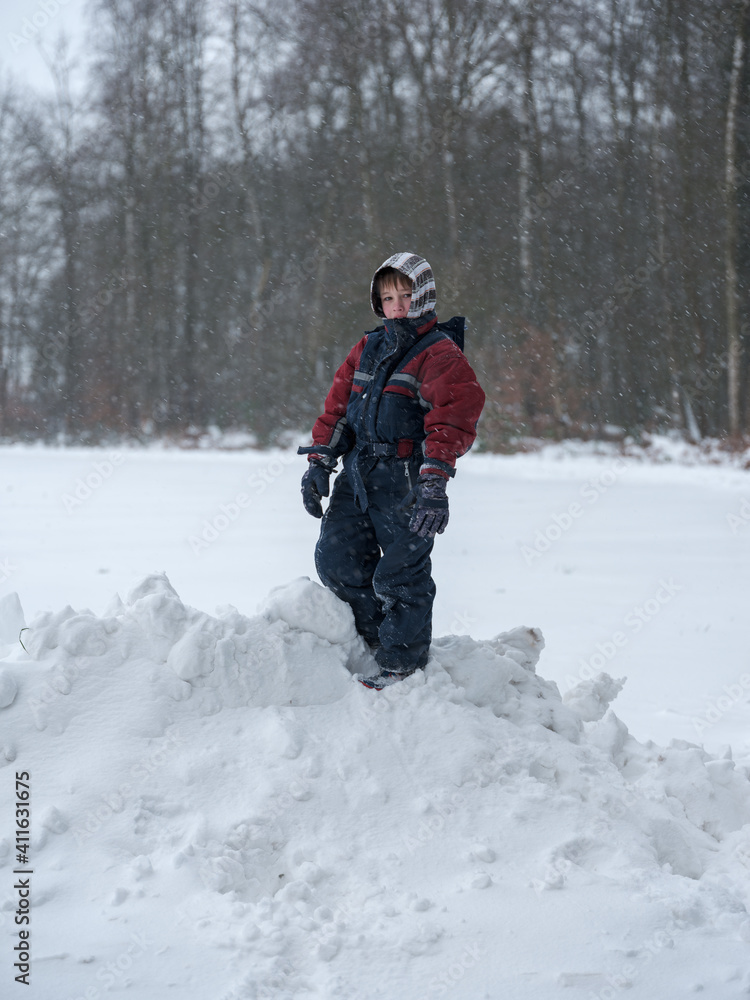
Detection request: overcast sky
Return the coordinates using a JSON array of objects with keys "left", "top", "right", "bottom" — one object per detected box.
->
[{"left": 0, "top": 0, "right": 88, "bottom": 94}]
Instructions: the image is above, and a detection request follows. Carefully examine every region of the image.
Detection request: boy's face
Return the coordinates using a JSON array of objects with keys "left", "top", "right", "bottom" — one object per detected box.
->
[{"left": 379, "top": 280, "right": 413, "bottom": 320}]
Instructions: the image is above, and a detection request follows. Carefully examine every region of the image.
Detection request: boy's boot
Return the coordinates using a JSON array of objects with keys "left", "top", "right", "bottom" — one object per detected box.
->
[{"left": 357, "top": 666, "right": 421, "bottom": 690}]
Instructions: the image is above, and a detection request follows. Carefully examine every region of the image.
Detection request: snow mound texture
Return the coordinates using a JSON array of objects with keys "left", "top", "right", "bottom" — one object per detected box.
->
[{"left": 2, "top": 574, "right": 750, "bottom": 1000}]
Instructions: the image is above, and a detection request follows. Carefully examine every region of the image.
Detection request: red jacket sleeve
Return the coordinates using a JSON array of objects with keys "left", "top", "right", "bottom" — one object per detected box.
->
[
  {"left": 416, "top": 339, "right": 485, "bottom": 476},
  {"left": 308, "top": 336, "right": 366, "bottom": 459}
]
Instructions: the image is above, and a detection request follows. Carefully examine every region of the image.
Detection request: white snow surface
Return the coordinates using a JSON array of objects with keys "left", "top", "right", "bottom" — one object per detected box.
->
[{"left": 2, "top": 441, "right": 750, "bottom": 999}]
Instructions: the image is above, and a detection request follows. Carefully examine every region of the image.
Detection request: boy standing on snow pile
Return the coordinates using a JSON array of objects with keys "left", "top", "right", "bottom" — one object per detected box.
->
[{"left": 298, "top": 253, "right": 485, "bottom": 689}]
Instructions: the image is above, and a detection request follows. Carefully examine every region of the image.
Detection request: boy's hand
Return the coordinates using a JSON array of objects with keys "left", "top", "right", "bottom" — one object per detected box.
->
[
  {"left": 301, "top": 461, "right": 331, "bottom": 518},
  {"left": 408, "top": 474, "right": 449, "bottom": 538}
]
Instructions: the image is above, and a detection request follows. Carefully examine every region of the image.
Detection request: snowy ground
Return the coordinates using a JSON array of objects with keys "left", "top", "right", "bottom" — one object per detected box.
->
[{"left": 1, "top": 440, "right": 750, "bottom": 999}]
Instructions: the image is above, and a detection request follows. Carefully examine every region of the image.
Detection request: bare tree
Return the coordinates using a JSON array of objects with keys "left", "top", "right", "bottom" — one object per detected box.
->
[
  {"left": 724, "top": 0, "right": 749, "bottom": 438},
  {"left": 1, "top": 0, "right": 747, "bottom": 444}
]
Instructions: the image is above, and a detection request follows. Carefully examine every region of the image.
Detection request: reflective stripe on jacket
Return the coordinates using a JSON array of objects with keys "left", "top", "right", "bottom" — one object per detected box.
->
[{"left": 310, "top": 313, "right": 485, "bottom": 476}]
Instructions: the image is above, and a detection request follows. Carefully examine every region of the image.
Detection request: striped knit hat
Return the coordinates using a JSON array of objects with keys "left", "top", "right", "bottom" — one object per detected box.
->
[{"left": 370, "top": 252, "right": 437, "bottom": 320}]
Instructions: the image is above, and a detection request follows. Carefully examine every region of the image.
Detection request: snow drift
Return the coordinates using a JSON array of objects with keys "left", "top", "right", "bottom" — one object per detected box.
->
[{"left": 2, "top": 574, "right": 750, "bottom": 1000}]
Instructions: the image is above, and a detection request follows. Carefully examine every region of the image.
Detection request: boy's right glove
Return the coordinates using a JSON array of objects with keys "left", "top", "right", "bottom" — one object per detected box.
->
[
  {"left": 301, "top": 460, "right": 331, "bottom": 518},
  {"left": 407, "top": 474, "right": 449, "bottom": 538}
]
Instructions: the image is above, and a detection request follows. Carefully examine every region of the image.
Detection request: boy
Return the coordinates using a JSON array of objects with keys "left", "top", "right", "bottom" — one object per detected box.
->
[{"left": 298, "top": 252, "right": 485, "bottom": 689}]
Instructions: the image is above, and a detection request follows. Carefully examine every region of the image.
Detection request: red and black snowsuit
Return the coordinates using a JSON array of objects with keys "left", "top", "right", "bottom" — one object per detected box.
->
[{"left": 302, "top": 253, "right": 485, "bottom": 673}]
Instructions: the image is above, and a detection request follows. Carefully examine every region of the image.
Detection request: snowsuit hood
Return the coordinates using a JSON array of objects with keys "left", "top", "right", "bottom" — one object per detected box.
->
[{"left": 370, "top": 252, "right": 437, "bottom": 320}]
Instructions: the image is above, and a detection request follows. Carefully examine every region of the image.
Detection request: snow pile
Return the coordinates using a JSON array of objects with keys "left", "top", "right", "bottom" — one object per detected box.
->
[{"left": 2, "top": 575, "right": 750, "bottom": 999}]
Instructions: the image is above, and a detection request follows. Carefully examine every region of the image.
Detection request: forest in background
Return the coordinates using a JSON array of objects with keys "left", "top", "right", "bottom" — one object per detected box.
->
[{"left": 0, "top": 0, "right": 749, "bottom": 447}]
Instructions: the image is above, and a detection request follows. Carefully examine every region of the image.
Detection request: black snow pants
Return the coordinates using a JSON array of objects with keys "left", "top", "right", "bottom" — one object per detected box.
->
[{"left": 315, "top": 457, "right": 435, "bottom": 674}]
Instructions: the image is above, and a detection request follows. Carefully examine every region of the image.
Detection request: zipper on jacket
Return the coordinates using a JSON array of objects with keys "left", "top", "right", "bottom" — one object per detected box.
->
[
  {"left": 363, "top": 332, "right": 400, "bottom": 440},
  {"left": 403, "top": 459, "right": 413, "bottom": 490}
]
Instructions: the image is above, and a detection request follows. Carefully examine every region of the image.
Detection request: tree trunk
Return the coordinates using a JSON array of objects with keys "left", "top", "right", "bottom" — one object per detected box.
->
[
  {"left": 724, "top": 0, "right": 748, "bottom": 438},
  {"left": 516, "top": 18, "right": 536, "bottom": 310}
]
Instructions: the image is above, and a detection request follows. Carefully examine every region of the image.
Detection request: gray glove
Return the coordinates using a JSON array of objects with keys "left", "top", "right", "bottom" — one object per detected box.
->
[
  {"left": 301, "top": 460, "right": 331, "bottom": 518},
  {"left": 408, "top": 474, "right": 449, "bottom": 538}
]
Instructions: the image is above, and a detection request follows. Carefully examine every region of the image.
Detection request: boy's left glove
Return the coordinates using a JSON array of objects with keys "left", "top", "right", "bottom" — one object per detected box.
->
[
  {"left": 301, "top": 460, "right": 331, "bottom": 518},
  {"left": 407, "top": 474, "right": 449, "bottom": 538}
]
